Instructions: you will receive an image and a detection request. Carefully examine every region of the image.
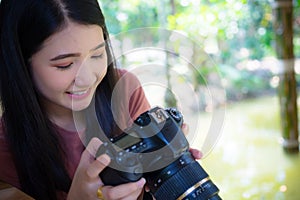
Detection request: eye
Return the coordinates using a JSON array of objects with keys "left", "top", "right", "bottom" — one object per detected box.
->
[
  {"left": 91, "top": 53, "right": 104, "bottom": 59},
  {"left": 56, "top": 63, "right": 73, "bottom": 70}
]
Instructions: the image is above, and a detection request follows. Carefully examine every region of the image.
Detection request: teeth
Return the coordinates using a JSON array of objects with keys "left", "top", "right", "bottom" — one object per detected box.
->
[{"left": 70, "top": 90, "right": 88, "bottom": 95}]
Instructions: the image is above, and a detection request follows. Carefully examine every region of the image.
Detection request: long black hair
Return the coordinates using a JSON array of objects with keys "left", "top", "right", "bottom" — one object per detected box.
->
[{"left": 0, "top": 0, "right": 119, "bottom": 199}]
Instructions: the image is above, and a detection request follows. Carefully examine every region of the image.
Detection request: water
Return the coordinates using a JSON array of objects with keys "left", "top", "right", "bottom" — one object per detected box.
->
[{"left": 196, "top": 96, "right": 300, "bottom": 200}]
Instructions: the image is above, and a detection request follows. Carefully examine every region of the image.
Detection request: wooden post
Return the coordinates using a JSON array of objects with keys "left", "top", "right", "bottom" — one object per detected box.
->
[{"left": 272, "top": 0, "right": 299, "bottom": 152}]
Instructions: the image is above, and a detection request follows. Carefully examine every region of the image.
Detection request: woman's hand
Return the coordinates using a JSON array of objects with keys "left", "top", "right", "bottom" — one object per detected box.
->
[
  {"left": 98, "top": 178, "right": 145, "bottom": 200},
  {"left": 67, "top": 137, "right": 146, "bottom": 200}
]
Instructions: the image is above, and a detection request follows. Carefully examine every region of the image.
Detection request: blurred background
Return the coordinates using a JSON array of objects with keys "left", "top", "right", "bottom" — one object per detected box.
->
[{"left": 99, "top": 0, "right": 300, "bottom": 199}]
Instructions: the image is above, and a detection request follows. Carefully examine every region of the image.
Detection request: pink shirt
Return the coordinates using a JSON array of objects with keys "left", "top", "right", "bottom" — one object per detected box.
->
[{"left": 0, "top": 69, "right": 150, "bottom": 198}]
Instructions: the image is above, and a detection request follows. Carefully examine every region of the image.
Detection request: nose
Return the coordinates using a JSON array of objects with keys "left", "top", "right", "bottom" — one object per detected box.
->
[{"left": 74, "top": 61, "right": 97, "bottom": 87}]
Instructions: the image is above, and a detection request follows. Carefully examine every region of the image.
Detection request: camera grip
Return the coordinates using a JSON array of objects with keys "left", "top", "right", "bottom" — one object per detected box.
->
[
  {"left": 97, "top": 143, "right": 143, "bottom": 186},
  {"left": 100, "top": 166, "right": 142, "bottom": 186}
]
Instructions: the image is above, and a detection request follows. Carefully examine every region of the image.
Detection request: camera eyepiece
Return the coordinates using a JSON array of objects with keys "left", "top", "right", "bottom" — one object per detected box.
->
[{"left": 135, "top": 112, "right": 151, "bottom": 126}]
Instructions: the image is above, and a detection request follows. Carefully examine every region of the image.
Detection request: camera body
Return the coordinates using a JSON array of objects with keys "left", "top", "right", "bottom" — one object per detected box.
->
[
  {"left": 97, "top": 106, "right": 187, "bottom": 184},
  {"left": 97, "top": 106, "right": 221, "bottom": 200}
]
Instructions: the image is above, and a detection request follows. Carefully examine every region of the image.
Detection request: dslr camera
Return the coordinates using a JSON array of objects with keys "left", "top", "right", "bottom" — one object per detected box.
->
[{"left": 97, "top": 106, "right": 221, "bottom": 200}]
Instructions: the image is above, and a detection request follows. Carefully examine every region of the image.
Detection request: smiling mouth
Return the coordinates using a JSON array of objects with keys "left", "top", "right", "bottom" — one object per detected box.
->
[{"left": 66, "top": 90, "right": 89, "bottom": 96}]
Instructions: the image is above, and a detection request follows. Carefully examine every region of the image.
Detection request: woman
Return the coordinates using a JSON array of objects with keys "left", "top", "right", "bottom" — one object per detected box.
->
[{"left": 0, "top": 0, "right": 201, "bottom": 199}]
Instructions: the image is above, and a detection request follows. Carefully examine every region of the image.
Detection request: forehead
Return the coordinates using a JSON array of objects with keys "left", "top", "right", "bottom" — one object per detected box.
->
[{"left": 38, "top": 22, "right": 104, "bottom": 56}]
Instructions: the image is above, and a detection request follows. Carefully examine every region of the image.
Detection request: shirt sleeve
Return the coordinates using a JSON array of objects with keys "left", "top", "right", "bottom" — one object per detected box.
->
[{"left": 112, "top": 69, "right": 151, "bottom": 129}]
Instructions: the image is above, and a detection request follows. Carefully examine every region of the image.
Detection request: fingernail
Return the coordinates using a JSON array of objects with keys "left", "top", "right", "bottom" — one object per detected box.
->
[
  {"left": 137, "top": 178, "right": 146, "bottom": 188},
  {"left": 98, "top": 154, "right": 110, "bottom": 165}
]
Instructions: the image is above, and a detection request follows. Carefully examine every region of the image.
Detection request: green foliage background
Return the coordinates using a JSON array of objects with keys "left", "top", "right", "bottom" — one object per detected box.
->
[
  {"left": 99, "top": 0, "right": 277, "bottom": 59},
  {"left": 99, "top": 0, "right": 300, "bottom": 101}
]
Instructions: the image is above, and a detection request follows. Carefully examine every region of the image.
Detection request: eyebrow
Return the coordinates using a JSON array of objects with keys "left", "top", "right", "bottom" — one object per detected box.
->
[
  {"left": 90, "top": 42, "right": 106, "bottom": 51},
  {"left": 50, "top": 53, "right": 81, "bottom": 61},
  {"left": 50, "top": 42, "right": 106, "bottom": 61}
]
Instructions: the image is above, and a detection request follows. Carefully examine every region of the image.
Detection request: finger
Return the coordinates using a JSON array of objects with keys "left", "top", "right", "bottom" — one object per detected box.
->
[
  {"left": 121, "top": 190, "right": 142, "bottom": 200},
  {"left": 104, "top": 178, "right": 146, "bottom": 199},
  {"left": 121, "top": 189, "right": 143, "bottom": 200},
  {"left": 189, "top": 148, "right": 203, "bottom": 159},
  {"left": 86, "top": 153, "right": 111, "bottom": 178},
  {"left": 145, "top": 185, "right": 150, "bottom": 192},
  {"left": 77, "top": 137, "right": 103, "bottom": 169},
  {"left": 84, "top": 137, "right": 103, "bottom": 158},
  {"left": 144, "top": 190, "right": 156, "bottom": 200},
  {"left": 181, "top": 123, "right": 189, "bottom": 136}
]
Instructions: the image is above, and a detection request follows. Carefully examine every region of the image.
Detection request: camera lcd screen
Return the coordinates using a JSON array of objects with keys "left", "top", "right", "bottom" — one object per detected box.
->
[{"left": 114, "top": 132, "right": 142, "bottom": 150}]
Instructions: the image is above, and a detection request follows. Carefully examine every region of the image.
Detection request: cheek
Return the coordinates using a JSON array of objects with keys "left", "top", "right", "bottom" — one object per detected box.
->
[
  {"left": 90, "top": 57, "right": 108, "bottom": 82},
  {"left": 99, "top": 60, "right": 108, "bottom": 77},
  {"left": 32, "top": 67, "right": 75, "bottom": 94},
  {"left": 97, "top": 61, "right": 108, "bottom": 84}
]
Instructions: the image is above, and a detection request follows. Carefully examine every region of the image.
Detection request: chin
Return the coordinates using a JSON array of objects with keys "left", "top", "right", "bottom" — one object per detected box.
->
[
  {"left": 71, "top": 101, "right": 92, "bottom": 111},
  {"left": 70, "top": 95, "right": 94, "bottom": 111},
  {"left": 71, "top": 104, "right": 90, "bottom": 111}
]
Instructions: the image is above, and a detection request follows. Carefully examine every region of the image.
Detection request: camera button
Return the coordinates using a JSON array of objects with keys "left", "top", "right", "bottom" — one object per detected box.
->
[
  {"left": 117, "top": 157, "right": 122, "bottom": 162},
  {"left": 131, "top": 145, "right": 137, "bottom": 150},
  {"left": 134, "top": 167, "right": 142, "bottom": 174}
]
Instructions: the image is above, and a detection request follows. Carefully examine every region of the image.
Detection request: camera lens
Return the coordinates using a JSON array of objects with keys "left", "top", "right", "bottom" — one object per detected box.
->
[{"left": 146, "top": 153, "right": 221, "bottom": 200}]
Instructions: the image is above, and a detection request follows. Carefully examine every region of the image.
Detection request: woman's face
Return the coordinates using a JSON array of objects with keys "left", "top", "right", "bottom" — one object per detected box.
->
[{"left": 30, "top": 22, "right": 107, "bottom": 115}]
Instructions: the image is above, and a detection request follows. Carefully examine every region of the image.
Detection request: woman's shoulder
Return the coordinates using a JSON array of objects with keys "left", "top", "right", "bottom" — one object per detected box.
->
[
  {"left": 115, "top": 68, "right": 143, "bottom": 90},
  {"left": 113, "top": 68, "right": 151, "bottom": 123},
  {"left": 117, "top": 68, "right": 138, "bottom": 80},
  {"left": 117, "top": 68, "right": 127, "bottom": 76}
]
